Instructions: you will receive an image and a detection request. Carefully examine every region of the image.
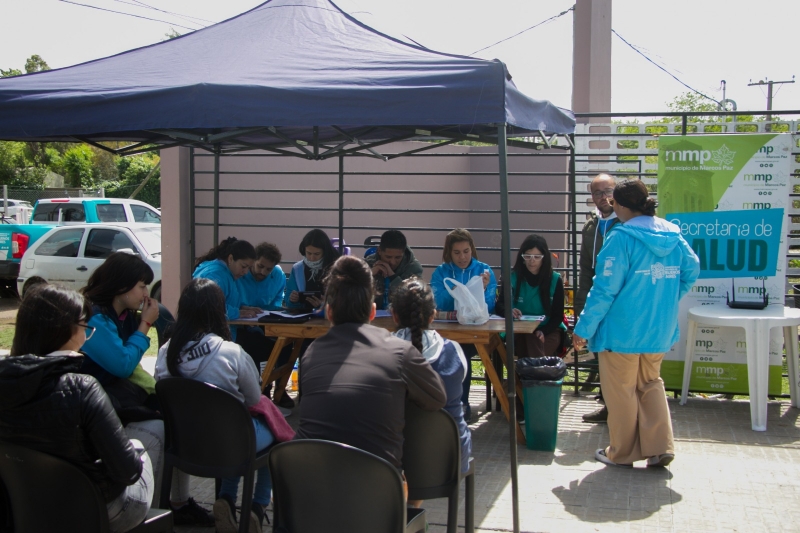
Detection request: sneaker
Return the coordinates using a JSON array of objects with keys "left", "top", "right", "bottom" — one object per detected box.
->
[
  {"left": 277, "top": 405, "right": 292, "bottom": 417},
  {"left": 248, "top": 502, "right": 269, "bottom": 533},
  {"left": 170, "top": 497, "right": 215, "bottom": 527},
  {"left": 582, "top": 405, "right": 608, "bottom": 424},
  {"left": 213, "top": 494, "right": 238, "bottom": 533},
  {"left": 646, "top": 453, "right": 675, "bottom": 468},
  {"left": 594, "top": 448, "right": 632, "bottom": 468},
  {"left": 276, "top": 393, "right": 295, "bottom": 409}
]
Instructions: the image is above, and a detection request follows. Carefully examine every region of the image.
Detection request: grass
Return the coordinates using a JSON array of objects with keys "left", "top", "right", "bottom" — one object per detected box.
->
[{"left": 0, "top": 324, "right": 159, "bottom": 356}]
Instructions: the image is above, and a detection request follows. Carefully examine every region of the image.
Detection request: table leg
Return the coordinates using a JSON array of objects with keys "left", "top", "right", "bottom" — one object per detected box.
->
[
  {"left": 272, "top": 339, "right": 304, "bottom": 402},
  {"left": 784, "top": 326, "right": 800, "bottom": 408},
  {"left": 475, "top": 342, "right": 526, "bottom": 445},
  {"left": 744, "top": 323, "right": 769, "bottom": 431},
  {"left": 680, "top": 319, "right": 698, "bottom": 406},
  {"left": 260, "top": 336, "right": 288, "bottom": 392}
]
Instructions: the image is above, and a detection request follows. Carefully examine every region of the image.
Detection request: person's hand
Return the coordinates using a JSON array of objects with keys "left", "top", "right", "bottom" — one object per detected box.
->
[
  {"left": 289, "top": 290, "right": 300, "bottom": 303},
  {"left": 372, "top": 261, "right": 394, "bottom": 278},
  {"left": 572, "top": 334, "right": 587, "bottom": 350},
  {"left": 239, "top": 307, "right": 257, "bottom": 318},
  {"left": 140, "top": 297, "right": 159, "bottom": 324},
  {"left": 306, "top": 295, "right": 323, "bottom": 308},
  {"left": 481, "top": 271, "right": 490, "bottom": 289},
  {"left": 512, "top": 308, "right": 522, "bottom": 320}
]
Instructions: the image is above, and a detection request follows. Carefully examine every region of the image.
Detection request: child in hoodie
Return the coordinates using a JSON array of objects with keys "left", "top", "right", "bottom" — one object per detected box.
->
[
  {"left": 390, "top": 277, "right": 472, "bottom": 473},
  {"left": 156, "top": 278, "right": 275, "bottom": 533}
]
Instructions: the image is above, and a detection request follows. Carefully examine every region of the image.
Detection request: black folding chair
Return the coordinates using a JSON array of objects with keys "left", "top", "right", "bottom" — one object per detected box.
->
[
  {"left": 403, "top": 401, "right": 475, "bottom": 533},
  {"left": 0, "top": 442, "right": 172, "bottom": 533},
  {"left": 269, "top": 439, "right": 426, "bottom": 533},
  {"left": 155, "top": 378, "right": 272, "bottom": 533}
]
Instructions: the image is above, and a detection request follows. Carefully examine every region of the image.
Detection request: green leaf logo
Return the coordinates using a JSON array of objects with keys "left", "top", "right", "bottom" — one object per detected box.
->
[{"left": 711, "top": 145, "right": 735, "bottom": 166}]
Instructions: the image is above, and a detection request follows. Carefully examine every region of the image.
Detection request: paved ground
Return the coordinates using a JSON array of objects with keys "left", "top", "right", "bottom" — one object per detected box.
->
[{"left": 147, "top": 354, "right": 800, "bottom": 533}]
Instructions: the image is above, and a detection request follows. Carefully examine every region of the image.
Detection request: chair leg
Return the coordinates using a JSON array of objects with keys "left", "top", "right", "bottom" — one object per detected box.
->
[
  {"left": 465, "top": 472, "right": 475, "bottom": 533},
  {"left": 238, "top": 470, "right": 256, "bottom": 533},
  {"left": 158, "top": 456, "right": 173, "bottom": 510},
  {"left": 446, "top": 487, "right": 458, "bottom": 533}
]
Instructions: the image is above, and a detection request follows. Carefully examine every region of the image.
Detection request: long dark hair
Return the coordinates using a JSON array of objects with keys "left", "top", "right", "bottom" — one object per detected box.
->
[
  {"left": 324, "top": 256, "right": 373, "bottom": 325},
  {"left": 298, "top": 229, "right": 340, "bottom": 268},
  {"left": 82, "top": 252, "right": 154, "bottom": 310},
  {"left": 613, "top": 179, "right": 657, "bottom": 216},
  {"left": 166, "top": 278, "right": 232, "bottom": 377},
  {"left": 12, "top": 284, "right": 91, "bottom": 356},
  {"left": 389, "top": 277, "right": 435, "bottom": 353},
  {"left": 513, "top": 234, "right": 553, "bottom": 313},
  {"left": 194, "top": 237, "right": 256, "bottom": 270}
]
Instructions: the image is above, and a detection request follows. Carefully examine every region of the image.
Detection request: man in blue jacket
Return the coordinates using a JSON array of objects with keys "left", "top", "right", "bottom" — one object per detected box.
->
[{"left": 239, "top": 242, "right": 286, "bottom": 311}]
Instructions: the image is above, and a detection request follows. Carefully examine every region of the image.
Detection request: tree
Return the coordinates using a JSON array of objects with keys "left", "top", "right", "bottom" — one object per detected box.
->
[
  {"left": 59, "top": 145, "right": 95, "bottom": 188},
  {"left": 164, "top": 28, "right": 182, "bottom": 40},
  {"left": 24, "top": 55, "right": 50, "bottom": 74},
  {"left": 0, "top": 68, "right": 22, "bottom": 78}
]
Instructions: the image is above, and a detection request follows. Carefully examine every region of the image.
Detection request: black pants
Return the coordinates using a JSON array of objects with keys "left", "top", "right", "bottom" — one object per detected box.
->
[{"left": 235, "top": 327, "right": 293, "bottom": 378}]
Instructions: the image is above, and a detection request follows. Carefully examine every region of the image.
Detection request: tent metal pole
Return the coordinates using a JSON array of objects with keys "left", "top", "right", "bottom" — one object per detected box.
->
[
  {"left": 568, "top": 138, "right": 579, "bottom": 396},
  {"left": 338, "top": 156, "right": 344, "bottom": 254},
  {"left": 498, "top": 124, "right": 520, "bottom": 533},
  {"left": 189, "top": 147, "right": 196, "bottom": 267},
  {"left": 213, "top": 146, "right": 220, "bottom": 246}
]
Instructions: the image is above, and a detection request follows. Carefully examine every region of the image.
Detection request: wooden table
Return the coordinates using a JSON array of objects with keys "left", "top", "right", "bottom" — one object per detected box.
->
[{"left": 230, "top": 317, "right": 538, "bottom": 444}]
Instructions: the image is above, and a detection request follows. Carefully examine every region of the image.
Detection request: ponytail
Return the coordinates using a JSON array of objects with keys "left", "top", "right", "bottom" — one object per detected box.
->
[{"left": 389, "top": 278, "right": 436, "bottom": 353}]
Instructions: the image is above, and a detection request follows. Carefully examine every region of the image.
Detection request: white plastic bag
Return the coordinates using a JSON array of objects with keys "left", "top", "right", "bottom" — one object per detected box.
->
[{"left": 443, "top": 277, "right": 490, "bottom": 325}]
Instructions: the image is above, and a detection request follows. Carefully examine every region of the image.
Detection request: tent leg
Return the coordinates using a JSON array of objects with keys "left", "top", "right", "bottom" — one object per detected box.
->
[
  {"left": 189, "top": 147, "right": 196, "bottom": 269},
  {"left": 498, "top": 124, "right": 520, "bottom": 533},
  {"left": 338, "top": 156, "right": 344, "bottom": 254},
  {"left": 213, "top": 146, "right": 220, "bottom": 246}
]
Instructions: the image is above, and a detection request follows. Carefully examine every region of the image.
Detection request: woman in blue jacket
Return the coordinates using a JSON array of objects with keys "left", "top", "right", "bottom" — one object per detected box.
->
[
  {"left": 284, "top": 229, "right": 340, "bottom": 312},
  {"left": 573, "top": 180, "right": 700, "bottom": 469},
  {"left": 430, "top": 228, "right": 497, "bottom": 421}
]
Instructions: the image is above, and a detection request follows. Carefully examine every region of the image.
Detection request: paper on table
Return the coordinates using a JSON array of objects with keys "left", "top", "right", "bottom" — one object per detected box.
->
[
  {"left": 434, "top": 314, "right": 506, "bottom": 323},
  {"left": 237, "top": 309, "right": 312, "bottom": 321},
  {"left": 520, "top": 315, "right": 545, "bottom": 322}
]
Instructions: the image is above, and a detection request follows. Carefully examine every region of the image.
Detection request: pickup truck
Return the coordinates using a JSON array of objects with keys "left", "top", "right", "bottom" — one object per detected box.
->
[{"left": 0, "top": 198, "right": 161, "bottom": 295}]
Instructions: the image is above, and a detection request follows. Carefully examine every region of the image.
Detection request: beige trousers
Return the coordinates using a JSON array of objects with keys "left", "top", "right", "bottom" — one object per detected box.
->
[{"left": 598, "top": 351, "right": 674, "bottom": 464}]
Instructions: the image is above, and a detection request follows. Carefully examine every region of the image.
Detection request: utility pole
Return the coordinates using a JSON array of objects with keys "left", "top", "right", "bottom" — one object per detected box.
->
[{"left": 748, "top": 76, "right": 795, "bottom": 121}]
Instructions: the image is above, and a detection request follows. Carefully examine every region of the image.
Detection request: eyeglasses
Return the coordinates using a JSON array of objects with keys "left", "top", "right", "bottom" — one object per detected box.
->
[
  {"left": 522, "top": 254, "right": 544, "bottom": 261},
  {"left": 77, "top": 323, "right": 96, "bottom": 341},
  {"left": 591, "top": 188, "right": 614, "bottom": 199}
]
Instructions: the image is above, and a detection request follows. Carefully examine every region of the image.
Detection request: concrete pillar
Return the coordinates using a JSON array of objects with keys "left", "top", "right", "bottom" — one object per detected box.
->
[
  {"left": 572, "top": 0, "right": 612, "bottom": 123},
  {"left": 160, "top": 147, "right": 192, "bottom": 314}
]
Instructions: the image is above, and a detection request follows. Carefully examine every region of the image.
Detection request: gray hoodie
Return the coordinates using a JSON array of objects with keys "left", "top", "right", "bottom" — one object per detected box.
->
[{"left": 155, "top": 333, "right": 261, "bottom": 407}]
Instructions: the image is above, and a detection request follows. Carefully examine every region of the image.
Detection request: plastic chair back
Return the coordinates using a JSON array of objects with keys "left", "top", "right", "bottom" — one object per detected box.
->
[
  {"left": 269, "top": 439, "right": 423, "bottom": 533},
  {"left": 330, "top": 237, "right": 351, "bottom": 256},
  {"left": 156, "top": 378, "right": 257, "bottom": 479},
  {"left": 363, "top": 235, "right": 381, "bottom": 258},
  {"left": 402, "top": 402, "right": 460, "bottom": 500},
  {"left": 0, "top": 442, "right": 172, "bottom": 533}
]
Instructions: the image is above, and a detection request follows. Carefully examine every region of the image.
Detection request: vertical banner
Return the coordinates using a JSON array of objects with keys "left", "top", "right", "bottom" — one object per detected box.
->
[{"left": 657, "top": 133, "right": 792, "bottom": 394}]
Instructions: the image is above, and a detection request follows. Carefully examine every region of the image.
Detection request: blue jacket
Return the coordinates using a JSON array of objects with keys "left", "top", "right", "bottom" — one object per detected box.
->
[
  {"left": 574, "top": 215, "right": 700, "bottom": 354},
  {"left": 82, "top": 307, "right": 150, "bottom": 380},
  {"left": 430, "top": 258, "right": 497, "bottom": 313},
  {"left": 193, "top": 259, "right": 243, "bottom": 339},
  {"left": 239, "top": 267, "right": 286, "bottom": 310}
]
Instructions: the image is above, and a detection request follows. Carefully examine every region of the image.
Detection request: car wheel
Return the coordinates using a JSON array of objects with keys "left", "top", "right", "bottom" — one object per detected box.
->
[{"left": 151, "top": 283, "right": 161, "bottom": 303}]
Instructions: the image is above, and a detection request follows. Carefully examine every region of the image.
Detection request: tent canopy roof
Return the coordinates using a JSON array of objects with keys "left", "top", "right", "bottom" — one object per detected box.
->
[{"left": 0, "top": 0, "right": 574, "bottom": 157}]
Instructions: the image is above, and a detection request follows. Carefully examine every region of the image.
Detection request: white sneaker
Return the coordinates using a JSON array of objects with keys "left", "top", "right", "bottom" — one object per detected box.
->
[
  {"left": 646, "top": 453, "right": 674, "bottom": 468},
  {"left": 277, "top": 405, "right": 292, "bottom": 417},
  {"left": 594, "top": 448, "right": 632, "bottom": 468}
]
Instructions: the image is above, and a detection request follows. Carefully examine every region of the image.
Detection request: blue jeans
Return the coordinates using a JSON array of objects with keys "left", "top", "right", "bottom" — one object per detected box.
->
[
  {"left": 107, "top": 439, "right": 153, "bottom": 533},
  {"left": 219, "top": 417, "right": 274, "bottom": 506}
]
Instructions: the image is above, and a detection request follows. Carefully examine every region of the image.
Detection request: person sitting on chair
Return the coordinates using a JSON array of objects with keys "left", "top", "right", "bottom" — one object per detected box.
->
[
  {"left": 390, "top": 277, "right": 472, "bottom": 474},
  {"left": 239, "top": 242, "right": 286, "bottom": 311},
  {"left": 296, "top": 256, "right": 446, "bottom": 471},
  {"left": 156, "top": 278, "right": 276, "bottom": 533},
  {"left": 364, "top": 229, "right": 423, "bottom": 310},
  {"left": 0, "top": 284, "right": 154, "bottom": 533},
  {"left": 285, "top": 229, "right": 340, "bottom": 312},
  {"left": 495, "top": 234, "right": 566, "bottom": 358}
]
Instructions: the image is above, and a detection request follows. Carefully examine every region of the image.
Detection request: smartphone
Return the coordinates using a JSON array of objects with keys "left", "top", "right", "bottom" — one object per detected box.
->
[{"left": 298, "top": 291, "right": 323, "bottom": 303}]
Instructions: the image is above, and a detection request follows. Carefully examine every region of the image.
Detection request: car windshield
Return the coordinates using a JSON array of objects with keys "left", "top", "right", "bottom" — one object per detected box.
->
[{"left": 132, "top": 226, "right": 161, "bottom": 256}]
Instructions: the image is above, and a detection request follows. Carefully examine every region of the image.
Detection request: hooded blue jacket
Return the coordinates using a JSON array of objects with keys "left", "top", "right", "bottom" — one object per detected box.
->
[
  {"left": 193, "top": 259, "right": 243, "bottom": 339},
  {"left": 430, "top": 258, "right": 497, "bottom": 313},
  {"left": 574, "top": 215, "right": 700, "bottom": 354},
  {"left": 238, "top": 267, "right": 286, "bottom": 310}
]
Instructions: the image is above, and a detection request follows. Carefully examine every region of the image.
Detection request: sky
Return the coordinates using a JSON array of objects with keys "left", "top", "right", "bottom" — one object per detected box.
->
[{"left": 2, "top": 0, "right": 798, "bottom": 115}]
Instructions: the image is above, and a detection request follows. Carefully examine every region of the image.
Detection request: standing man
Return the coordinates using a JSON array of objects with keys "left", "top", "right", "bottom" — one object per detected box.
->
[
  {"left": 575, "top": 173, "right": 618, "bottom": 424},
  {"left": 239, "top": 242, "right": 286, "bottom": 311},
  {"left": 296, "top": 256, "right": 446, "bottom": 470},
  {"left": 364, "top": 230, "right": 423, "bottom": 310}
]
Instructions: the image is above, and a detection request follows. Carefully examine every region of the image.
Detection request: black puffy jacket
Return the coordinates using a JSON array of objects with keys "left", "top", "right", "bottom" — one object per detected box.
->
[{"left": 0, "top": 353, "right": 143, "bottom": 502}]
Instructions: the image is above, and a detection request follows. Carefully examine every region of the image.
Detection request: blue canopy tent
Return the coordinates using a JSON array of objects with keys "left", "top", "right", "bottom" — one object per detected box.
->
[{"left": 0, "top": 0, "right": 575, "bottom": 529}]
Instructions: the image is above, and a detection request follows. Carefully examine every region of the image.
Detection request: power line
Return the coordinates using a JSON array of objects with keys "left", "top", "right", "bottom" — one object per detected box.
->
[
  {"left": 59, "top": 0, "right": 199, "bottom": 31},
  {"left": 124, "top": 0, "right": 216, "bottom": 26},
  {"left": 612, "top": 29, "right": 720, "bottom": 106},
  {"left": 469, "top": 5, "right": 574, "bottom": 57}
]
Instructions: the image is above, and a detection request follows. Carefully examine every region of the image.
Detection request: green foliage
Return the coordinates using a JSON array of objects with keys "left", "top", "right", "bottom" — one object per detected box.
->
[
  {"left": 0, "top": 68, "right": 22, "bottom": 78},
  {"left": 164, "top": 28, "right": 182, "bottom": 40},
  {"left": 102, "top": 153, "right": 161, "bottom": 208},
  {"left": 23, "top": 55, "right": 49, "bottom": 74},
  {"left": 59, "top": 145, "right": 96, "bottom": 188}
]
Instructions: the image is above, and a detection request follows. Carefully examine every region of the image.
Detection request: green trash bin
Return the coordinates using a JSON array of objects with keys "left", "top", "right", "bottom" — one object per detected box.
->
[{"left": 521, "top": 379, "right": 563, "bottom": 451}]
